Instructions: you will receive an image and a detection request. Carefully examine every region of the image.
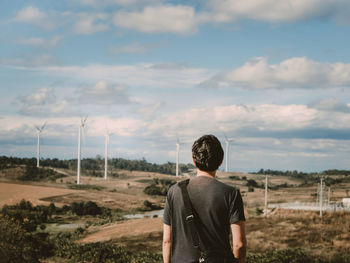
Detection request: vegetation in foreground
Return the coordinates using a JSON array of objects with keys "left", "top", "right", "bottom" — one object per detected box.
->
[{"left": 1, "top": 200, "right": 350, "bottom": 262}]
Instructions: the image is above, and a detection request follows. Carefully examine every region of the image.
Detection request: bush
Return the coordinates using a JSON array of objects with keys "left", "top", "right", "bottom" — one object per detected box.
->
[
  {"left": 71, "top": 201, "right": 103, "bottom": 216},
  {"left": 0, "top": 216, "right": 54, "bottom": 263},
  {"left": 18, "top": 164, "right": 66, "bottom": 181},
  {"left": 248, "top": 187, "right": 254, "bottom": 192},
  {"left": 144, "top": 184, "right": 164, "bottom": 195},
  {"left": 52, "top": 233, "right": 162, "bottom": 263},
  {"left": 143, "top": 179, "right": 176, "bottom": 196},
  {"left": 68, "top": 184, "right": 105, "bottom": 191}
]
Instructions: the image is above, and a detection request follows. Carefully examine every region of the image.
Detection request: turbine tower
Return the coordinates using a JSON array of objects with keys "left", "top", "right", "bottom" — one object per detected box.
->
[
  {"left": 175, "top": 136, "right": 181, "bottom": 177},
  {"left": 104, "top": 130, "right": 112, "bottom": 180},
  {"left": 77, "top": 117, "right": 87, "bottom": 185},
  {"left": 35, "top": 122, "right": 46, "bottom": 167},
  {"left": 224, "top": 134, "right": 234, "bottom": 172}
]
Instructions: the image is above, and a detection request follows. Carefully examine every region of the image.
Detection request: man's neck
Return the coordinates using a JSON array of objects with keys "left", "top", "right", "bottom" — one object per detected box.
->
[{"left": 197, "top": 169, "right": 216, "bottom": 178}]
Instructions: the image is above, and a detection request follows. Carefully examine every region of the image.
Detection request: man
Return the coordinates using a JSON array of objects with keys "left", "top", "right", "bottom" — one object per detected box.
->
[{"left": 163, "top": 134, "right": 246, "bottom": 263}]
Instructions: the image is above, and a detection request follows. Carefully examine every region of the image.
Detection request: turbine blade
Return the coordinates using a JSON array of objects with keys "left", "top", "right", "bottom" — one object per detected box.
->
[{"left": 41, "top": 121, "right": 47, "bottom": 131}]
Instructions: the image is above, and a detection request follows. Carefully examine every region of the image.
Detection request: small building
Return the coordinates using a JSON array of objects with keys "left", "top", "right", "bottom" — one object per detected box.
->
[{"left": 342, "top": 198, "right": 350, "bottom": 208}]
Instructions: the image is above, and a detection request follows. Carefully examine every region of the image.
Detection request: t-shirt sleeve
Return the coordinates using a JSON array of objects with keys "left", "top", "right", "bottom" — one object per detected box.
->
[
  {"left": 229, "top": 189, "right": 245, "bottom": 224},
  {"left": 163, "top": 187, "right": 172, "bottom": 225}
]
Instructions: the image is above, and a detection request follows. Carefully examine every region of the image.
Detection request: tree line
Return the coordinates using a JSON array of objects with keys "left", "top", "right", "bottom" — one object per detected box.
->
[{"left": 0, "top": 156, "right": 195, "bottom": 176}]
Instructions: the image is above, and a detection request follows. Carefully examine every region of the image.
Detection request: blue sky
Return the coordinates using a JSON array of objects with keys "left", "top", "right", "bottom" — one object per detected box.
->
[{"left": 1, "top": 0, "right": 350, "bottom": 172}]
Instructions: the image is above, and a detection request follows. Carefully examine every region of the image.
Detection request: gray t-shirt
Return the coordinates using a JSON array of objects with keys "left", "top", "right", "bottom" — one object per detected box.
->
[{"left": 163, "top": 176, "right": 245, "bottom": 263}]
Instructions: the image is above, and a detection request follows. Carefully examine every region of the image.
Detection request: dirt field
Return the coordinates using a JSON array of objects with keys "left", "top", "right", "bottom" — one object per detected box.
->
[
  {"left": 79, "top": 217, "right": 163, "bottom": 243},
  {"left": 0, "top": 182, "right": 78, "bottom": 207}
]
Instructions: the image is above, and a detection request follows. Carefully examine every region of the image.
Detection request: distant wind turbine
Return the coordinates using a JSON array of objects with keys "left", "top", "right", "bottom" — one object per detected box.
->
[
  {"left": 77, "top": 117, "right": 87, "bottom": 185},
  {"left": 35, "top": 122, "right": 46, "bottom": 167},
  {"left": 104, "top": 128, "right": 113, "bottom": 180},
  {"left": 224, "top": 134, "right": 234, "bottom": 172}
]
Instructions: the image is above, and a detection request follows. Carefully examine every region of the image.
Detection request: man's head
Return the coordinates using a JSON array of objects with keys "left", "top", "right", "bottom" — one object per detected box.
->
[{"left": 192, "top": 134, "right": 224, "bottom": 172}]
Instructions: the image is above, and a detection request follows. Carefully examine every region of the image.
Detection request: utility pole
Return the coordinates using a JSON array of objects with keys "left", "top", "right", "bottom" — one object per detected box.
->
[{"left": 264, "top": 174, "right": 268, "bottom": 217}]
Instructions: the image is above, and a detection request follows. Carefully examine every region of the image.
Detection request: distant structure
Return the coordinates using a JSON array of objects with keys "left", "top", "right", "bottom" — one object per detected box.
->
[
  {"left": 35, "top": 122, "right": 46, "bottom": 167},
  {"left": 342, "top": 198, "right": 350, "bottom": 208},
  {"left": 269, "top": 177, "right": 350, "bottom": 213},
  {"left": 224, "top": 134, "right": 234, "bottom": 172},
  {"left": 317, "top": 177, "right": 326, "bottom": 217},
  {"left": 104, "top": 130, "right": 112, "bottom": 180},
  {"left": 77, "top": 117, "right": 87, "bottom": 185}
]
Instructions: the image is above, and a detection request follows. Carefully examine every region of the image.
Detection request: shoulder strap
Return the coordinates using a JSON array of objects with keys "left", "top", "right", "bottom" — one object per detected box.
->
[{"left": 178, "top": 179, "right": 200, "bottom": 248}]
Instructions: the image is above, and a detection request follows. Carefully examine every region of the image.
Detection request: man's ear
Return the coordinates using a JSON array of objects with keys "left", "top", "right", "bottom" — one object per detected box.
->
[{"left": 192, "top": 158, "right": 196, "bottom": 166}]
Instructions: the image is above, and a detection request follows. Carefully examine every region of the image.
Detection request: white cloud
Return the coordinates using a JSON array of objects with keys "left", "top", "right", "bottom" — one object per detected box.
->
[
  {"left": 76, "top": 0, "right": 163, "bottom": 7},
  {"left": 200, "top": 57, "right": 350, "bottom": 89},
  {"left": 308, "top": 97, "right": 350, "bottom": 113},
  {"left": 13, "top": 6, "right": 46, "bottom": 24},
  {"left": 0, "top": 54, "right": 57, "bottom": 67},
  {"left": 113, "top": 5, "right": 197, "bottom": 34},
  {"left": 76, "top": 81, "right": 130, "bottom": 105},
  {"left": 15, "top": 87, "right": 70, "bottom": 116},
  {"left": 72, "top": 13, "right": 109, "bottom": 35},
  {"left": 108, "top": 42, "right": 163, "bottom": 56},
  {"left": 3, "top": 101, "right": 350, "bottom": 170},
  {"left": 18, "top": 87, "right": 56, "bottom": 106},
  {"left": 22, "top": 63, "right": 211, "bottom": 89},
  {"left": 203, "top": 0, "right": 350, "bottom": 23},
  {"left": 137, "top": 102, "right": 161, "bottom": 118},
  {"left": 12, "top": 6, "right": 56, "bottom": 30},
  {"left": 17, "top": 35, "right": 63, "bottom": 49}
]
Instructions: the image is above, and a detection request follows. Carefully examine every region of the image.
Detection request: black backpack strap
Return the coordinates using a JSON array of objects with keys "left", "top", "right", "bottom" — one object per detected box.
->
[{"left": 178, "top": 179, "right": 200, "bottom": 248}]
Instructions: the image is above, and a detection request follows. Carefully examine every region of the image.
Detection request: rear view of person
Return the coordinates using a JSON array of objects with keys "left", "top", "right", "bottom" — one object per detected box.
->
[{"left": 163, "top": 134, "right": 246, "bottom": 263}]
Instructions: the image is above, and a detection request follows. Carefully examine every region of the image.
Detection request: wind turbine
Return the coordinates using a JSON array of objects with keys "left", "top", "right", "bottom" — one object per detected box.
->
[
  {"left": 77, "top": 117, "right": 87, "bottom": 185},
  {"left": 224, "top": 134, "right": 234, "bottom": 172},
  {"left": 35, "top": 122, "right": 46, "bottom": 167},
  {"left": 175, "top": 136, "right": 182, "bottom": 177},
  {"left": 104, "top": 128, "right": 113, "bottom": 180}
]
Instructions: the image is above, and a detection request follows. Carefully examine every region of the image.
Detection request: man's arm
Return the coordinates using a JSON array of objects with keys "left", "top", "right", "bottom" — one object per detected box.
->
[
  {"left": 162, "top": 223, "right": 171, "bottom": 263},
  {"left": 231, "top": 221, "right": 247, "bottom": 263}
]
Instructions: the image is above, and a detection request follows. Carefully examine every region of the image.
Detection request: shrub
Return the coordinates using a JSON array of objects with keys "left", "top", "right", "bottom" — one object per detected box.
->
[
  {"left": 0, "top": 216, "right": 54, "bottom": 263},
  {"left": 68, "top": 184, "right": 105, "bottom": 191},
  {"left": 248, "top": 187, "right": 254, "bottom": 192},
  {"left": 143, "top": 179, "right": 176, "bottom": 196}
]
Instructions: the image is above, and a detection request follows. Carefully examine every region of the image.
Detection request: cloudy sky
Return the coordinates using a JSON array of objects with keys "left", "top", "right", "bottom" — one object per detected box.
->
[{"left": 1, "top": 0, "right": 350, "bottom": 172}]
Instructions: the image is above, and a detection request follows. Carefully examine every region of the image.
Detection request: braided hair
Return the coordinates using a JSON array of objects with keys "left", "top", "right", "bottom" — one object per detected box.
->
[{"left": 192, "top": 134, "right": 224, "bottom": 172}]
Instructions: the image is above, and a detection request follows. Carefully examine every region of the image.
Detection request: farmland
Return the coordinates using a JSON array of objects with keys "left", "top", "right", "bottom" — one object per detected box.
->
[{"left": 1, "top": 158, "right": 350, "bottom": 262}]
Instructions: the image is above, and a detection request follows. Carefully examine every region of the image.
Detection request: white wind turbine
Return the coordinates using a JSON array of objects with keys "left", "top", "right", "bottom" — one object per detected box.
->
[
  {"left": 175, "top": 136, "right": 182, "bottom": 177},
  {"left": 77, "top": 117, "right": 87, "bottom": 185},
  {"left": 35, "top": 122, "right": 46, "bottom": 167},
  {"left": 104, "top": 128, "right": 113, "bottom": 180},
  {"left": 224, "top": 134, "right": 234, "bottom": 172}
]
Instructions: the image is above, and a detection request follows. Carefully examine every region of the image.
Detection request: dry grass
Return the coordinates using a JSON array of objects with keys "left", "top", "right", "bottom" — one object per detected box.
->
[{"left": 246, "top": 210, "right": 350, "bottom": 258}]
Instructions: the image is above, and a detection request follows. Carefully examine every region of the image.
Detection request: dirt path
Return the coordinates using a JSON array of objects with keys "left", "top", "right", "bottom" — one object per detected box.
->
[{"left": 79, "top": 217, "right": 163, "bottom": 243}]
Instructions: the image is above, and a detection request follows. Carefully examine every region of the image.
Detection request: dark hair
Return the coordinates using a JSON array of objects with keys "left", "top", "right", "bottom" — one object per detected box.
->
[{"left": 192, "top": 134, "right": 224, "bottom": 172}]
